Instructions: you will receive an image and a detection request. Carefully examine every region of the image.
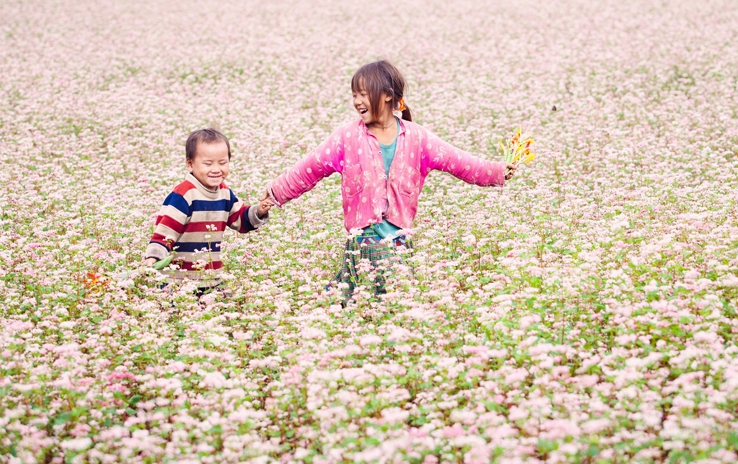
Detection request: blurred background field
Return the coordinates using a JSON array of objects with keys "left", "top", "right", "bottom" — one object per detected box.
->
[{"left": 1, "top": 0, "right": 737, "bottom": 462}]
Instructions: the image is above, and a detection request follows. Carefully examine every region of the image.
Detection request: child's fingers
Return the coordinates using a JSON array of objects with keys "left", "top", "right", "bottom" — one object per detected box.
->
[
  {"left": 258, "top": 201, "right": 273, "bottom": 214},
  {"left": 505, "top": 163, "right": 517, "bottom": 180}
]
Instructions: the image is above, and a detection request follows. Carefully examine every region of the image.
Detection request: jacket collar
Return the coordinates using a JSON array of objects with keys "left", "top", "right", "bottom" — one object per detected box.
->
[{"left": 358, "top": 117, "right": 407, "bottom": 137}]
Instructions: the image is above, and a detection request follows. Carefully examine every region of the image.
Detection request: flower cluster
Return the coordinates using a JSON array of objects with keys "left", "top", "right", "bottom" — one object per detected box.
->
[{"left": 499, "top": 128, "right": 535, "bottom": 166}]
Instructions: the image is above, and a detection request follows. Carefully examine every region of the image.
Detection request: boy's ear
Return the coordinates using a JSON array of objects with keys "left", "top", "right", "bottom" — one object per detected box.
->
[{"left": 185, "top": 158, "right": 193, "bottom": 172}]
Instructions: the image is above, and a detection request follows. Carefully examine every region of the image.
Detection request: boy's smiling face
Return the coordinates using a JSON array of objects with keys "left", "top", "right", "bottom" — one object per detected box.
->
[{"left": 187, "top": 141, "right": 230, "bottom": 190}]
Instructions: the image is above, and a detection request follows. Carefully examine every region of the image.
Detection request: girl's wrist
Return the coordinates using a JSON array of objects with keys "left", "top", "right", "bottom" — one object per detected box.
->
[{"left": 266, "top": 184, "right": 280, "bottom": 208}]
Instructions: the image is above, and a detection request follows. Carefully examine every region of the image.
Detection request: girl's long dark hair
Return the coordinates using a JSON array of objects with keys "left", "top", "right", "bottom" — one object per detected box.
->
[{"left": 351, "top": 60, "right": 413, "bottom": 122}]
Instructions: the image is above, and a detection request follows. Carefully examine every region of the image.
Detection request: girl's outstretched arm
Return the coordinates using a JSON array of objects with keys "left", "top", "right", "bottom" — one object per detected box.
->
[
  {"left": 267, "top": 129, "right": 345, "bottom": 206},
  {"left": 420, "top": 127, "right": 508, "bottom": 187}
]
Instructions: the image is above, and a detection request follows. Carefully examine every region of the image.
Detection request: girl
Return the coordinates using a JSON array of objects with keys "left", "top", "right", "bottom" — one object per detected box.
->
[{"left": 264, "top": 60, "right": 516, "bottom": 301}]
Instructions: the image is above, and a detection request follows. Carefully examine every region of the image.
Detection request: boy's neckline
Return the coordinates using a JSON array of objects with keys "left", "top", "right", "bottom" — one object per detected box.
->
[{"left": 186, "top": 173, "right": 221, "bottom": 198}]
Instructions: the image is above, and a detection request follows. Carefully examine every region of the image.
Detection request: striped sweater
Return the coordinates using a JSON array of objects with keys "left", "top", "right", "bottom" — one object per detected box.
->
[{"left": 144, "top": 173, "right": 268, "bottom": 286}]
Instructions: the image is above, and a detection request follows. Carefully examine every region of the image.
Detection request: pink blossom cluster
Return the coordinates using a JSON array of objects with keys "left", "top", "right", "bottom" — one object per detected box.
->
[{"left": 1, "top": 0, "right": 738, "bottom": 463}]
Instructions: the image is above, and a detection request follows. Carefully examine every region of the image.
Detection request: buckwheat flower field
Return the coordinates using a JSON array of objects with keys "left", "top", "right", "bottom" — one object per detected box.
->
[{"left": 2, "top": 0, "right": 738, "bottom": 462}]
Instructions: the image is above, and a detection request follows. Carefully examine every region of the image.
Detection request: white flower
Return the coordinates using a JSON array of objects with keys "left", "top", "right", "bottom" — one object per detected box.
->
[
  {"left": 359, "top": 334, "right": 382, "bottom": 346},
  {"left": 302, "top": 328, "right": 326, "bottom": 340},
  {"left": 60, "top": 438, "right": 92, "bottom": 451},
  {"left": 199, "top": 372, "right": 229, "bottom": 389},
  {"left": 380, "top": 407, "right": 409, "bottom": 425}
]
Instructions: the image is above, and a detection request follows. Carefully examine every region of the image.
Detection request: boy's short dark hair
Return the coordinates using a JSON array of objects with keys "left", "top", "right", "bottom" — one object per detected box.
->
[{"left": 185, "top": 128, "right": 231, "bottom": 161}]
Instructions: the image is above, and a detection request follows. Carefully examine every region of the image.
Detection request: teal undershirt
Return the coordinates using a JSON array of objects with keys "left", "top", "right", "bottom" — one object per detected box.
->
[{"left": 364, "top": 118, "right": 402, "bottom": 239}]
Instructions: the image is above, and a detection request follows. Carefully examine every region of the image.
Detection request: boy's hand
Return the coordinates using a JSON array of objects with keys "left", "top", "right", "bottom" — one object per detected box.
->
[
  {"left": 505, "top": 163, "right": 517, "bottom": 180},
  {"left": 143, "top": 257, "right": 157, "bottom": 267},
  {"left": 257, "top": 199, "right": 273, "bottom": 218}
]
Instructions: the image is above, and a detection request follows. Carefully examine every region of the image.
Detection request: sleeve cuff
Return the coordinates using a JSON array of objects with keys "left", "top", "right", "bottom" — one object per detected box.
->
[
  {"left": 266, "top": 182, "right": 282, "bottom": 208},
  {"left": 144, "top": 243, "right": 170, "bottom": 261},
  {"left": 247, "top": 205, "right": 269, "bottom": 228},
  {"left": 499, "top": 161, "right": 508, "bottom": 186}
]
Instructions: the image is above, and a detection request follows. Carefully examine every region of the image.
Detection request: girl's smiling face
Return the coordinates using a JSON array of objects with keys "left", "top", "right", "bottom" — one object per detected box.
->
[{"left": 353, "top": 86, "right": 392, "bottom": 125}]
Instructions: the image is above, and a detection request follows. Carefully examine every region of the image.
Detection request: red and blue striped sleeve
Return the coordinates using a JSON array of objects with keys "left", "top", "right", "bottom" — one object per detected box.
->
[
  {"left": 144, "top": 192, "right": 191, "bottom": 259},
  {"left": 226, "top": 189, "right": 267, "bottom": 234}
]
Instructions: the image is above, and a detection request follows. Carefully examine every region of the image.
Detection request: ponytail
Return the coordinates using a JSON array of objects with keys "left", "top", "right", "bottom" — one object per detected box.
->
[{"left": 399, "top": 100, "right": 413, "bottom": 122}]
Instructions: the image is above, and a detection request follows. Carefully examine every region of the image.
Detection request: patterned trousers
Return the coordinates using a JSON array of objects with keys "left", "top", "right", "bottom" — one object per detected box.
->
[{"left": 334, "top": 231, "right": 413, "bottom": 302}]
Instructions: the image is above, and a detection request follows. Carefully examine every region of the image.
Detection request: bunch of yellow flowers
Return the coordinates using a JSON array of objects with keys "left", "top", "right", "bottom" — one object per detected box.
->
[{"left": 499, "top": 127, "right": 535, "bottom": 165}]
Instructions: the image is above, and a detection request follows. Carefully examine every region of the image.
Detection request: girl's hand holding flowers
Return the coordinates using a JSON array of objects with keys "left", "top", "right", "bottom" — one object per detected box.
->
[{"left": 505, "top": 163, "right": 517, "bottom": 180}]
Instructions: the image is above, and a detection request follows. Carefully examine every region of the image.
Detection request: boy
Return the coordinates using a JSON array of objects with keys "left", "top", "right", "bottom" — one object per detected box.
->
[{"left": 143, "top": 128, "right": 272, "bottom": 290}]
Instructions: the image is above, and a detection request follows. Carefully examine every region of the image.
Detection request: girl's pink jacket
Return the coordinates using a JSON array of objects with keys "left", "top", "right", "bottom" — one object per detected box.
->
[{"left": 268, "top": 118, "right": 507, "bottom": 232}]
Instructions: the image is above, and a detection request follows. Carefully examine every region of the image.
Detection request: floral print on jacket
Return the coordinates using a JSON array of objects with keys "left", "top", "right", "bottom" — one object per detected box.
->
[{"left": 268, "top": 118, "right": 507, "bottom": 232}]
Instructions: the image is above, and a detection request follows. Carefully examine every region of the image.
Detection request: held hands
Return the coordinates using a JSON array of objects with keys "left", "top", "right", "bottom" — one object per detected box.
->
[
  {"left": 258, "top": 187, "right": 277, "bottom": 218},
  {"left": 259, "top": 188, "right": 271, "bottom": 204},
  {"left": 505, "top": 163, "right": 517, "bottom": 180},
  {"left": 257, "top": 198, "right": 274, "bottom": 218}
]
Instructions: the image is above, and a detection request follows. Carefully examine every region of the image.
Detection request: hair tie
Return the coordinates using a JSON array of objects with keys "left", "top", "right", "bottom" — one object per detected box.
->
[{"left": 397, "top": 98, "right": 407, "bottom": 112}]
